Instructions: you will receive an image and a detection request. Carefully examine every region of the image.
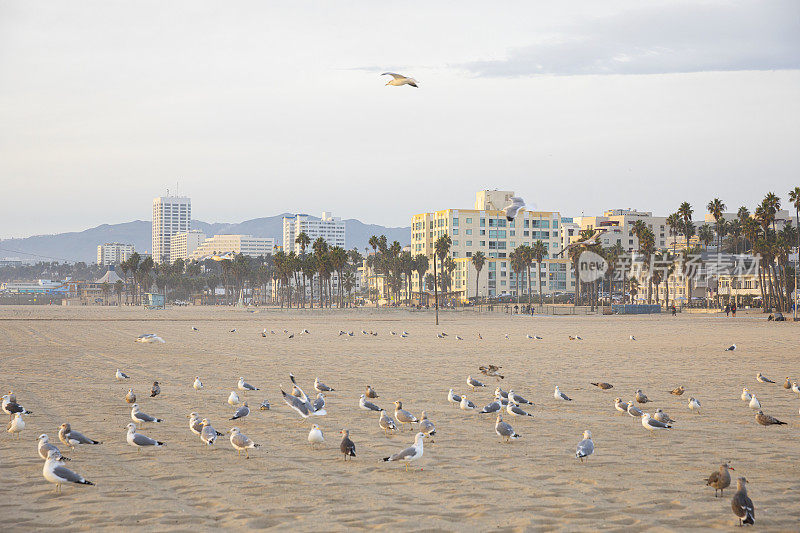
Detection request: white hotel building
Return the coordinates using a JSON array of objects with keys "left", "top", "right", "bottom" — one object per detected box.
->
[
  {"left": 283, "top": 212, "right": 346, "bottom": 253},
  {"left": 170, "top": 230, "right": 207, "bottom": 263},
  {"left": 152, "top": 195, "right": 191, "bottom": 263},
  {"left": 187, "top": 235, "right": 275, "bottom": 261},
  {"left": 96, "top": 243, "right": 135, "bottom": 266}
]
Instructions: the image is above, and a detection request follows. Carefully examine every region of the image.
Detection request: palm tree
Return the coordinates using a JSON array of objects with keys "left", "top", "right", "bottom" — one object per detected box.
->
[
  {"left": 707, "top": 198, "right": 727, "bottom": 252},
  {"left": 789, "top": 186, "right": 800, "bottom": 319},
  {"left": 471, "top": 251, "right": 486, "bottom": 307},
  {"left": 433, "top": 234, "right": 452, "bottom": 325},
  {"left": 295, "top": 231, "right": 310, "bottom": 307},
  {"left": 677, "top": 202, "right": 694, "bottom": 306},
  {"left": 531, "top": 241, "right": 547, "bottom": 310},
  {"left": 666, "top": 213, "right": 681, "bottom": 253},
  {"left": 517, "top": 244, "right": 533, "bottom": 309},
  {"left": 368, "top": 235, "right": 379, "bottom": 303},
  {"left": 114, "top": 279, "right": 124, "bottom": 306},
  {"left": 509, "top": 249, "right": 526, "bottom": 308},
  {"left": 414, "top": 254, "right": 429, "bottom": 305},
  {"left": 698, "top": 224, "right": 715, "bottom": 249}
]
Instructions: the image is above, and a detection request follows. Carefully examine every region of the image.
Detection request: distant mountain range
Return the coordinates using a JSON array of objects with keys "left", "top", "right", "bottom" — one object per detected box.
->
[{"left": 0, "top": 214, "right": 410, "bottom": 264}]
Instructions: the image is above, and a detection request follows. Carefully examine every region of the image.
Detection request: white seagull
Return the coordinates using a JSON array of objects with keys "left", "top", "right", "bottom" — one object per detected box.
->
[
  {"left": 126, "top": 423, "right": 164, "bottom": 452},
  {"left": 130, "top": 404, "right": 162, "bottom": 426},
  {"left": 193, "top": 376, "right": 203, "bottom": 391},
  {"left": 382, "top": 72, "right": 419, "bottom": 87},
  {"left": 43, "top": 449, "right": 93, "bottom": 492},
  {"left": 748, "top": 395, "right": 761, "bottom": 410},
  {"left": 502, "top": 197, "right": 525, "bottom": 221},
  {"left": 575, "top": 430, "right": 594, "bottom": 462},
  {"left": 228, "top": 391, "right": 240, "bottom": 406},
  {"left": 554, "top": 386, "right": 572, "bottom": 401},
  {"left": 238, "top": 377, "right": 259, "bottom": 392},
  {"left": 688, "top": 397, "right": 702, "bottom": 414},
  {"left": 115, "top": 369, "right": 130, "bottom": 381},
  {"left": 229, "top": 427, "right": 260, "bottom": 458},
  {"left": 641, "top": 413, "right": 671, "bottom": 433},
  {"left": 308, "top": 424, "right": 324, "bottom": 448},
  {"left": 359, "top": 394, "right": 381, "bottom": 412},
  {"left": 382, "top": 432, "right": 425, "bottom": 470}
]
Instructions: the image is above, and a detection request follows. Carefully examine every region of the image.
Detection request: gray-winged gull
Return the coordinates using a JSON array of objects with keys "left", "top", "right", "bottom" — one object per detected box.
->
[
  {"left": 59, "top": 423, "right": 101, "bottom": 449},
  {"left": 495, "top": 414, "right": 521, "bottom": 443},
  {"left": 126, "top": 423, "right": 164, "bottom": 452},
  {"left": 575, "top": 430, "right": 594, "bottom": 462},
  {"left": 43, "top": 449, "right": 93, "bottom": 492},
  {"left": 382, "top": 432, "right": 425, "bottom": 470},
  {"left": 229, "top": 427, "right": 260, "bottom": 458},
  {"left": 230, "top": 402, "right": 250, "bottom": 421},
  {"left": 340, "top": 429, "right": 356, "bottom": 460},
  {"left": 731, "top": 477, "right": 755, "bottom": 526},
  {"left": 641, "top": 413, "right": 671, "bottom": 433},
  {"left": 131, "top": 404, "right": 162, "bottom": 426},
  {"left": 38, "top": 434, "right": 70, "bottom": 461},
  {"left": 394, "top": 401, "right": 419, "bottom": 430},
  {"left": 360, "top": 394, "right": 381, "bottom": 412}
]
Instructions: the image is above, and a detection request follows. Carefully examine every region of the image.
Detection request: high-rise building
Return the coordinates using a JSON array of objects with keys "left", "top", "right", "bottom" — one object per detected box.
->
[
  {"left": 282, "top": 212, "right": 346, "bottom": 253},
  {"left": 152, "top": 195, "right": 191, "bottom": 263},
  {"left": 187, "top": 235, "right": 275, "bottom": 261},
  {"left": 170, "top": 230, "right": 206, "bottom": 263},
  {"left": 410, "top": 190, "right": 573, "bottom": 300},
  {"left": 97, "top": 243, "right": 135, "bottom": 266}
]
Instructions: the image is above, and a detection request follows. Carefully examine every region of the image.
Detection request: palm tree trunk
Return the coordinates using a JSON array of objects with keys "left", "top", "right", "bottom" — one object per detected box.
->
[
  {"left": 433, "top": 255, "right": 439, "bottom": 325},
  {"left": 537, "top": 261, "right": 543, "bottom": 311}
]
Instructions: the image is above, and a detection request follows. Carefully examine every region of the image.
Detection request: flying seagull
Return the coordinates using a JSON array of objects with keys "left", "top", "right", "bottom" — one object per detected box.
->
[
  {"left": 502, "top": 197, "right": 525, "bottom": 221},
  {"left": 382, "top": 72, "right": 418, "bottom": 87}
]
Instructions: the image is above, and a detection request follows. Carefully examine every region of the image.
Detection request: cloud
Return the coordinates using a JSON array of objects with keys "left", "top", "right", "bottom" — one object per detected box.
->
[{"left": 459, "top": 1, "right": 800, "bottom": 76}]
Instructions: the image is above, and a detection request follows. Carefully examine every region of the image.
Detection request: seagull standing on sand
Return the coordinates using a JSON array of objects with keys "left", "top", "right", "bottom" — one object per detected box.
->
[
  {"left": 314, "top": 378, "right": 334, "bottom": 392},
  {"left": 126, "top": 423, "right": 164, "bottom": 452},
  {"left": 706, "top": 463, "right": 734, "bottom": 497},
  {"left": 756, "top": 372, "right": 775, "bottom": 384},
  {"left": 591, "top": 382, "right": 614, "bottom": 390},
  {"left": 188, "top": 413, "right": 204, "bottom": 436},
  {"left": 627, "top": 402, "right": 643, "bottom": 417},
  {"left": 635, "top": 389, "right": 650, "bottom": 403},
  {"left": 459, "top": 395, "right": 477, "bottom": 411},
  {"left": 725, "top": 344, "right": 736, "bottom": 351},
  {"left": 238, "top": 377, "right": 259, "bottom": 392},
  {"left": 382, "top": 432, "right": 425, "bottom": 471},
  {"left": 228, "top": 391, "right": 240, "bottom": 406},
  {"left": 313, "top": 393, "right": 326, "bottom": 412},
  {"left": 43, "top": 449, "right": 93, "bottom": 492},
  {"left": 575, "top": 430, "right": 594, "bottom": 462},
  {"left": 480, "top": 396, "right": 503, "bottom": 414},
  {"left": 688, "top": 397, "right": 701, "bottom": 414},
  {"left": 125, "top": 389, "right": 136, "bottom": 404},
  {"left": 495, "top": 414, "right": 521, "bottom": 443},
  {"left": 614, "top": 398, "right": 627, "bottom": 414},
  {"left": 150, "top": 381, "right": 160, "bottom": 397},
  {"left": 467, "top": 376, "right": 486, "bottom": 391},
  {"left": 360, "top": 394, "right": 381, "bottom": 412},
  {"left": 230, "top": 402, "right": 250, "bottom": 421},
  {"left": 731, "top": 477, "right": 755, "bottom": 526},
  {"left": 2, "top": 393, "right": 32, "bottom": 417},
  {"left": 382, "top": 72, "right": 418, "bottom": 87},
  {"left": 394, "top": 401, "right": 419, "bottom": 430},
  {"left": 419, "top": 412, "right": 435, "bottom": 440},
  {"left": 200, "top": 419, "right": 220, "bottom": 445},
  {"left": 509, "top": 390, "right": 532, "bottom": 405},
  {"left": 7, "top": 412, "right": 24, "bottom": 437},
  {"left": 340, "top": 429, "right": 356, "bottom": 460},
  {"left": 641, "top": 413, "right": 671, "bottom": 434},
  {"left": 755, "top": 410, "right": 786, "bottom": 427},
  {"left": 741, "top": 388, "right": 752, "bottom": 402},
  {"left": 653, "top": 409, "right": 675, "bottom": 424},
  {"left": 38, "top": 434, "right": 69, "bottom": 461},
  {"left": 379, "top": 409, "right": 398, "bottom": 435},
  {"left": 447, "top": 389, "right": 462, "bottom": 407},
  {"left": 554, "top": 386, "right": 572, "bottom": 401},
  {"left": 229, "top": 427, "right": 260, "bottom": 458},
  {"left": 59, "top": 423, "right": 101, "bottom": 449},
  {"left": 366, "top": 385, "right": 378, "bottom": 399},
  {"left": 502, "top": 197, "right": 525, "bottom": 222},
  {"left": 308, "top": 424, "right": 324, "bottom": 448},
  {"left": 131, "top": 404, "right": 162, "bottom": 426},
  {"left": 782, "top": 377, "right": 791, "bottom": 389},
  {"left": 748, "top": 395, "right": 761, "bottom": 410},
  {"left": 193, "top": 377, "right": 203, "bottom": 391},
  {"left": 115, "top": 369, "right": 130, "bottom": 381},
  {"left": 669, "top": 386, "right": 685, "bottom": 396},
  {"left": 506, "top": 401, "right": 533, "bottom": 418}
]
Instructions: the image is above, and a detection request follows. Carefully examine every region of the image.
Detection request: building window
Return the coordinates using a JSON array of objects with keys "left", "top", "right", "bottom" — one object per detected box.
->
[
  {"left": 466, "top": 218, "right": 472, "bottom": 223},
  {"left": 452, "top": 218, "right": 459, "bottom": 226},
  {"left": 479, "top": 241, "right": 486, "bottom": 246},
  {"left": 466, "top": 240, "right": 472, "bottom": 246},
  {"left": 452, "top": 229, "right": 459, "bottom": 235},
  {"left": 466, "top": 229, "right": 472, "bottom": 235},
  {"left": 480, "top": 219, "right": 486, "bottom": 227}
]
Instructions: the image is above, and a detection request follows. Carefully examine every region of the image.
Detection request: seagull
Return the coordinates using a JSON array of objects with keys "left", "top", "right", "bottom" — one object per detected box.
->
[
  {"left": 731, "top": 477, "right": 755, "bottom": 526},
  {"left": 653, "top": 409, "right": 675, "bottom": 424},
  {"left": 313, "top": 393, "right": 326, "bottom": 412},
  {"left": 228, "top": 391, "right": 240, "bottom": 406},
  {"left": 480, "top": 397, "right": 503, "bottom": 414},
  {"left": 688, "top": 397, "right": 701, "bottom": 414},
  {"left": 365, "top": 385, "right": 378, "bottom": 399},
  {"left": 126, "top": 423, "right": 164, "bottom": 452},
  {"left": 394, "top": 401, "right": 419, "bottom": 430},
  {"left": 282, "top": 389, "right": 311, "bottom": 419},
  {"left": 706, "top": 463, "right": 734, "bottom": 498},
  {"left": 58, "top": 423, "right": 101, "bottom": 449},
  {"left": 502, "top": 196, "right": 525, "bottom": 221},
  {"left": 360, "top": 394, "right": 381, "bottom": 412},
  {"left": 308, "top": 424, "right": 324, "bottom": 448},
  {"left": 495, "top": 414, "right": 521, "bottom": 443},
  {"left": 259, "top": 399, "right": 270, "bottom": 411},
  {"left": 641, "top": 413, "right": 671, "bottom": 433},
  {"left": 669, "top": 386, "right": 685, "bottom": 396},
  {"left": 2, "top": 394, "right": 32, "bottom": 417},
  {"left": 150, "top": 381, "right": 160, "bottom": 397},
  {"left": 193, "top": 377, "right": 203, "bottom": 391},
  {"left": 792, "top": 382, "right": 800, "bottom": 395},
  {"left": 627, "top": 401, "right": 643, "bottom": 417},
  {"left": 782, "top": 377, "right": 791, "bottom": 389},
  {"left": 379, "top": 409, "right": 398, "bottom": 435},
  {"left": 188, "top": 413, "right": 204, "bottom": 435},
  {"left": 635, "top": 389, "right": 651, "bottom": 404},
  {"left": 200, "top": 419, "right": 220, "bottom": 445},
  {"left": 131, "top": 404, "right": 162, "bottom": 426},
  {"left": 340, "top": 429, "right": 356, "bottom": 460},
  {"left": 495, "top": 387, "right": 509, "bottom": 399},
  {"left": 238, "top": 377, "right": 259, "bottom": 392},
  {"left": 614, "top": 398, "right": 627, "bottom": 414},
  {"left": 467, "top": 376, "right": 486, "bottom": 391},
  {"left": 191, "top": 326, "right": 199, "bottom": 331},
  {"left": 7, "top": 412, "right": 24, "bottom": 437},
  {"left": 382, "top": 72, "right": 418, "bottom": 88},
  {"left": 459, "top": 395, "right": 477, "bottom": 411},
  {"left": 125, "top": 389, "right": 136, "bottom": 404},
  {"left": 506, "top": 401, "right": 533, "bottom": 418},
  {"left": 43, "top": 449, "right": 93, "bottom": 492},
  {"left": 418, "top": 412, "right": 435, "bottom": 441},
  {"left": 229, "top": 427, "right": 260, "bottom": 458},
  {"left": 756, "top": 373, "right": 775, "bottom": 384},
  {"left": 37, "top": 434, "right": 69, "bottom": 461},
  {"left": 755, "top": 410, "right": 786, "bottom": 427},
  {"left": 575, "top": 430, "right": 594, "bottom": 462},
  {"left": 554, "top": 386, "right": 572, "bottom": 401},
  {"left": 455, "top": 335, "right": 463, "bottom": 341},
  {"left": 629, "top": 335, "right": 636, "bottom": 341},
  {"left": 136, "top": 334, "right": 164, "bottom": 343},
  {"left": 229, "top": 329, "right": 237, "bottom": 333},
  {"left": 314, "top": 378, "right": 334, "bottom": 392},
  {"left": 230, "top": 402, "right": 250, "bottom": 421},
  {"left": 591, "top": 382, "right": 614, "bottom": 390},
  {"left": 748, "top": 395, "right": 761, "bottom": 410},
  {"left": 447, "top": 389, "right": 462, "bottom": 407},
  {"left": 509, "top": 390, "right": 532, "bottom": 405},
  {"left": 115, "top": 369, "right": 130, "bottom": 381},
  {"left": 382, "top": 432, "right": 425, "bottom": 471},
  {"left": 741, "top": 388, "right": 752, "bottom": 402},
  {"left": 725, "top": 344, "right": 736, "bottom": 351}
]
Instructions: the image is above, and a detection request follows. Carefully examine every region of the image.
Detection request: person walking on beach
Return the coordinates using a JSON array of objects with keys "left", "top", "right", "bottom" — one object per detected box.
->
[
  {"left": 671, "top": 304, "right": 676, "bottom": 316},
  {"left": 731, "top": 303, "right": 736, "bottom": 317},
  {"left": 725, "top": 304, "right": 730, "bottom": 317}
]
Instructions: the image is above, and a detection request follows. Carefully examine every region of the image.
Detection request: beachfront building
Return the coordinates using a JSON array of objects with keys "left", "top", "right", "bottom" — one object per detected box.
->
[
  {"left": 282, "top": 212, "right": 346, "bottom": 253},
  {"left": 572, "top": 209, "right": 672, "bottom": 252},
  {"left": 187, "top": 235, "right": 275, "bottom": 261},
  {"left": 96, "top": 243, "right": 135, "bottom": 266},
  {"left": 152, "top": 195, "right": 191, "bottom": 264},
  {"left": 169, "top": 230, "right": 206, "bottom": 263},
  {"left": 410, "top": 190, "right": 573, "bottom": 301}
]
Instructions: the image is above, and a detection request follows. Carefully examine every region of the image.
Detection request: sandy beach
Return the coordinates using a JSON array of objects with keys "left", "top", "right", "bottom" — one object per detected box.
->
[{"left": 1, "top": 305, "right": 799, "bottom": 531}]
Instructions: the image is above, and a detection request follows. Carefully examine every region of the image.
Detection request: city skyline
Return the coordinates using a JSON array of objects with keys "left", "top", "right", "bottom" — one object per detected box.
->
[{"left": 2, "top": 1, "right": 799, "bottom": 239}]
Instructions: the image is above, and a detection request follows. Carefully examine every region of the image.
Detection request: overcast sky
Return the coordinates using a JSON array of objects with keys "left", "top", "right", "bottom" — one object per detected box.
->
[{"left": 1, "top": 0, "right": 798, "bottom": 238}]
